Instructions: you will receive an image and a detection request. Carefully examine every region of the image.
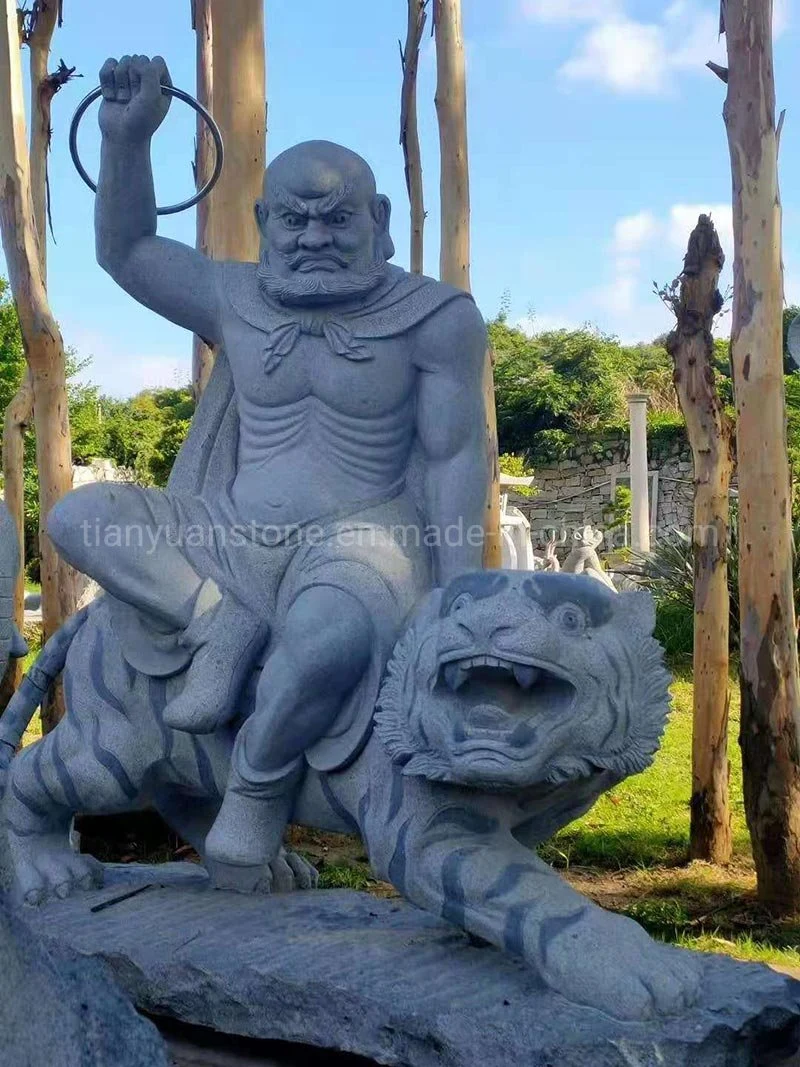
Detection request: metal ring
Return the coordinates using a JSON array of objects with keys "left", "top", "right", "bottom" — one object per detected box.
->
[{"left": 69, "top": 84, "right": 224, "bottom": 216}]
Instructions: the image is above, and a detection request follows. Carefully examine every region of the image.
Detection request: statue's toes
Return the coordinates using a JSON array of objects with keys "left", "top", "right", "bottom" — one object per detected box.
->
[
  {"left": 30, "top": 847, "right": 103, "bottom": 902},
  {"left": 268, "top": 850, "right": 296, "bottom": 894},
  {"left": 15, "top": 856, "right": 48, "bottom": 907},
  {"left": 285, "top": 849, "right": 319, "bottom": 890}
]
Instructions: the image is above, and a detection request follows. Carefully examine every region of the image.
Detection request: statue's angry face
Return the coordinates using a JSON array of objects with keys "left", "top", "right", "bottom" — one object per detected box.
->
[
  {"left": 255, "top": 140, "right": 394, "bottom": 307},
  {"left": 376, "top": 572, "right": 671, "bottom": 791}
]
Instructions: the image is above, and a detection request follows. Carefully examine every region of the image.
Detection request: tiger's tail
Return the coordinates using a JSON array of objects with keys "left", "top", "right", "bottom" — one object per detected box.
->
[{"left": 0, "top": 606, "right": 91, "bottom": 779}]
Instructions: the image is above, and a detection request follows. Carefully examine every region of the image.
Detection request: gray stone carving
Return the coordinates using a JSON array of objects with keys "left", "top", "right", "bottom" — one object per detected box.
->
[
  {"left": 534, "top": 529, "right": 564, "bottom": 572},
  {"left": 26, "top": 873, "right": 800, "bottom": 1067},
  {"left": 1, "top": 53, "right": 796, "bottom": 1046},
  {"left": 562, "top": 523, "right": 617, "bottom": 590},
  {"left": 0, "top": 500, "right": 28, "bottom": 682},
  {"left": 3, "top": 562, "right": 706, "bottom": 1020},
  {"left": 1, "top": 891, "right": 169, "bottom": 1066}
]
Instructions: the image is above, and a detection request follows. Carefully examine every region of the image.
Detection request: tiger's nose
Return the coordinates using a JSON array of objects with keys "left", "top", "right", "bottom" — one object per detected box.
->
[{"left": 456, "top": 618, "right": 518, "bottom": 645}]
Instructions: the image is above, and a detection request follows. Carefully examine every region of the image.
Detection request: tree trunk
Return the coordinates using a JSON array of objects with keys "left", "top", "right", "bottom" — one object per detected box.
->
[
  {"left": 1, "top": 1, "right": 64, "bottom": 712},
  {"left": 190, "top": 0, "right": 266, "bottom": 399},
  {"left": 0, "top": 370, "right": 32, "bottom": 708},
  {"left": 191, "top": 0, "right": 215, "bottom": 400},
  {"left": 433, "top": 0, "right": 501, "bottom": 567},
  {"left": 665, "top": 214, "right": 735, "bottom": 864},
  {"left": 27, "top": 0, "right": 61, "bottom": 279},
  {"left": 720, "top": 0, "right": 800, "bottom": 910},
  {"left": 400, "top": 0, "right": 427, "bottom": 275},
  {"left": 0, "top": 0, "right": 75, "bottom": 731}
]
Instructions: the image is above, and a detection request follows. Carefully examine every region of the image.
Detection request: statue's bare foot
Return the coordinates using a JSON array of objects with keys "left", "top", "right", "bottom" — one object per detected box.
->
[
  {"left": 207, "top": 847, "right": 318, "bottom": 894},
  {"left": 7, "top": 830, "right": 104, "bottom": 906},
  {"left": 540, "top": 905, "right": 702, "bottom": 1020},
  {"left": 204, "top": 784, "right": 293, "bottom": 869}
]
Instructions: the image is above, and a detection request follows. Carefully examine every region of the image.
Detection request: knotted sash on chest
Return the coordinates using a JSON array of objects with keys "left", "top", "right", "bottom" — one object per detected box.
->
[{"left": 262, "top": 314, "right": 370, "bottom": 375}]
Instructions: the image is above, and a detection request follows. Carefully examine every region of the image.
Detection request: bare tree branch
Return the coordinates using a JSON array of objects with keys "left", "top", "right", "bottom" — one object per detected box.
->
[{"left": 400, "top": 0, "right": 428, "bottom": 274}]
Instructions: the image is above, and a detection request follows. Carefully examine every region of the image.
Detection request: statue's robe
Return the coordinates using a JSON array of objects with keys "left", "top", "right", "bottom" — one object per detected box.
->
[{"left": 162, "top": 263, "right": 475, "bottom": 772}]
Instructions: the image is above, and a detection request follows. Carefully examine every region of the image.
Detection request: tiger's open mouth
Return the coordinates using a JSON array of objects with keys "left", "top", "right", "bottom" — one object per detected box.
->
[{"left": 436, "top": 654, "right": 577, "bottom": 745}]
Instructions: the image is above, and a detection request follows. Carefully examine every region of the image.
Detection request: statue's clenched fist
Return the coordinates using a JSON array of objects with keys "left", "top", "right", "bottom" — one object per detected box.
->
[{"left": 98, "top": 55, "right": 172, "bottom": 142}]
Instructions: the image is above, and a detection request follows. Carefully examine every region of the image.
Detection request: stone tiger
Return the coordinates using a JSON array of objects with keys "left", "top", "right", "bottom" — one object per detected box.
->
[{"left": 0, "top": 570, "right": 703, "bottom": 1020}]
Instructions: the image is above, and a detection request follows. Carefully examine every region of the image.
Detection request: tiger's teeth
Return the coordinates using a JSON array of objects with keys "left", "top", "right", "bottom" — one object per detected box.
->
[
  {"left": 444, "top": 662, "right": 470, "bottom": 691},
  {"left": 513, "top": 664, "right": 540, "bottom": 689}
]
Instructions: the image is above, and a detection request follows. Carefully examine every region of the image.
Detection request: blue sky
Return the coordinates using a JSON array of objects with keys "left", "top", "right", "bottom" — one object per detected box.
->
[{"left": 2, "top": 0, "right": 799, "bottom": 397}]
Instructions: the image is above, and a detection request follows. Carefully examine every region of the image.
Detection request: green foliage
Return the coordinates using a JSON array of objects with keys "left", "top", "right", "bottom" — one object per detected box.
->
[
  {"left": 318, "top": 862, "right": 374, "bottom": 891},
  {"left": 101, "top": 388, "right": 195, "bottom": 487},
  {"left": 653, "top": 599, "right": 695, "bottom": 663},
  {"left": 629, "top": 507, "right": 800, "bottom": 661},
  {"left": 602, "top": 485, "right": 631, "bottom": 531},
  {"left": 0, "top": 279, "right": 26, "bottom": 417},
  {"left": 785, "top": 373, "right": 800, "bottom": 507},
  {"left": 490, "top": 319, "right": 679, "bottom": 459},
  {"left": 498, "top": 452, "right": 537, "bottom": 498}
]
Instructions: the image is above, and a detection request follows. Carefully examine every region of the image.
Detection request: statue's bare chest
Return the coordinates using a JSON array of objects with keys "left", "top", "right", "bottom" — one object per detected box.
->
[{"left": 222, "top": 319, "right": 417, "bottom": 419}]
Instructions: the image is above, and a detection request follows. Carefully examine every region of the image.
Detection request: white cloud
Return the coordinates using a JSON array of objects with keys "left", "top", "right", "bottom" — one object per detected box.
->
[
  {"left": 524, "top": 0, "right": 727, "bottom": 96},
  {"left": 580, "top": 203, "right": 735, "bottom": 341},
  {"left": 560, "top": 17, "right": 669, "bottom": 93},
  {"left": 613, "top": 211, "right": 660, "bottom": 255},
  {"left": 521, "top": 0, "right": 622, "bottom": 24},
  {"left": 775, "top": 0, "right": 791, "bottom": 37}
]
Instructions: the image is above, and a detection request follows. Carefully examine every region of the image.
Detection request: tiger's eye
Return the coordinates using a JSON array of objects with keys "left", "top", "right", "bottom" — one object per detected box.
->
[
  {"left": 552, "top": 603, "right": 587, "bottom": 635},
  {"left": 450, "top": 592, "right": 473, "bottom": 615}
]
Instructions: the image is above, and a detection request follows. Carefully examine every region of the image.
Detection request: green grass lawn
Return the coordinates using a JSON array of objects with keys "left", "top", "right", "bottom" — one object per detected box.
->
[
  {"left": 20, "top": 625, "right": 43, "bottom": 746},
  {"left": 538, "top": 677, "right": 800, "bottom": 971},
  {"left": 539, "top": 678, "right": 749, "bottom": 871}
]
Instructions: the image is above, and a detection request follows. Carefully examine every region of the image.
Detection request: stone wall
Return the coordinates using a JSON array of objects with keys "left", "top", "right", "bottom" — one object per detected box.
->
[{"left": 514, "top": 431, "right": 700, "bottom": 547}]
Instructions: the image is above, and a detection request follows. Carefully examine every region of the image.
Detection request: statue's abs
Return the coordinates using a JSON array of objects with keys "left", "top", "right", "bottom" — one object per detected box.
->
[{"left": 227, "top": 331, "right": 417, "bottom": 527}]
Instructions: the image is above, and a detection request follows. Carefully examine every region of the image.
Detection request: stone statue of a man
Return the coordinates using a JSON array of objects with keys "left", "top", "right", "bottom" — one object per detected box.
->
[{"left": 48, "top": 55, "right": 488, "bottom": 877}]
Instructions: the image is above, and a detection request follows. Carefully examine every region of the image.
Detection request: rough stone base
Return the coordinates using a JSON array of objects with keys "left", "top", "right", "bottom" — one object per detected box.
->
[
  {"left": 18, "top": 863, "right": 800, "bottom": 1067},
  {"left": 1, "top": 886, "right": 169, "bottom": 1067}
]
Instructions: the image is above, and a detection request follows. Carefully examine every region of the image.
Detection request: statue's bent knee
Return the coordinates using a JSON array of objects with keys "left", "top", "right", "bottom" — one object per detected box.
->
[{"left": 47, "top": 483, "right": 126, "bottom": 567}]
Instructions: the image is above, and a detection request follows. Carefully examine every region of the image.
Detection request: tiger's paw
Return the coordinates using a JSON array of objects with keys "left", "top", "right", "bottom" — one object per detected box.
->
[{"left": 7, "top": 831, "right": 104, "bottom": 906}]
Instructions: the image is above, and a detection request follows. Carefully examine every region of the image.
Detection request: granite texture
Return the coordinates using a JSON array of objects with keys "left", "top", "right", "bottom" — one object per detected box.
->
[
  {"left": 1, "top": 890, "right": 169, "bottom": 1066},
  {"left": 22, "top": 866, "right": 800, "bottom": 1067},
  {"left": 0, "top": 500, "right": 28, "bottom": 681},
  {"left": 2, "top": 571, "right": 710, "bottom": 1021}
]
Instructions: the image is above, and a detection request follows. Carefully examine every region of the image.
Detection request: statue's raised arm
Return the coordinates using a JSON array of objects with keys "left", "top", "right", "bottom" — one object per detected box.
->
[{"left": 95, "top": 55, "right": 221, "bottom": 345}]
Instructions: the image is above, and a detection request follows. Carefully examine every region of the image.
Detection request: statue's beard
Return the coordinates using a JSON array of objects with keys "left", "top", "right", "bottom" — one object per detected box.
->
[{"left": 257, "top": 250, "right": 389, "bottom": 307}]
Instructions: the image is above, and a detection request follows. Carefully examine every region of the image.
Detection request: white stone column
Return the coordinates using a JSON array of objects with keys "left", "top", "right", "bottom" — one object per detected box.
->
[{"left": 628, "top": 393, "right": 651, "bottom": 553}]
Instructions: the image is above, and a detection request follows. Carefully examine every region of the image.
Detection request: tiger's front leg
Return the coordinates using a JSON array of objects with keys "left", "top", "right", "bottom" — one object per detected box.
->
[{"left": 365, "top": 794, "right": 702, "bottom": 1021}]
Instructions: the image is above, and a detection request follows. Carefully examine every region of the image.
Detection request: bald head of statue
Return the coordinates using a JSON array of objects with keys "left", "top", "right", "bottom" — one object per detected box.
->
[{"left": 255, "top": 141, "right": 396, "bottom": 307}]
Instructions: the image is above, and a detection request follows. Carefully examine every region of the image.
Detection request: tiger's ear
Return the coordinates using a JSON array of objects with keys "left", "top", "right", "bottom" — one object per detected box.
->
[{"left": 616, "top": 590, "right": 657, "bottom": 636}]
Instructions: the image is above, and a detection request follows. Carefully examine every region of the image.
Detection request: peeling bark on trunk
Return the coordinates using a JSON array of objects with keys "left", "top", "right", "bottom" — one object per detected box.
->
[
  {"left": 191, "top": 0, "right": 215, "bottom": 400},
  {"left": 191, "top": 0, "right": 266, "bottom": 400},
  {"left": 0, "top": 370, "right": 32, "bottom": 708},
  {"left": 665, "top": 215, "right": 735, "bottom": 864},
  {"left": 2, "top": 0, "right": 64, "bottom": 712},
  {"left": 0, "top": 0, "right": 75, "bottom": 731},
  {"left": 721, "top": 0, "right": 800, "bottom": 910},
  {"left": 400, "top": 0, "right": 427, "bottom": 275},
  {"left": 433, "top": 0, "right": 501, "bottom": 567},
  {"left": 28, "top": 1, "right": 57, "bottom": 277}
]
